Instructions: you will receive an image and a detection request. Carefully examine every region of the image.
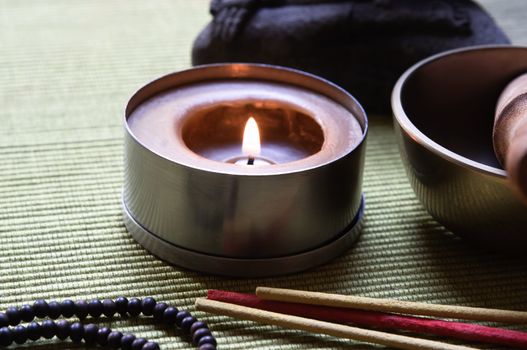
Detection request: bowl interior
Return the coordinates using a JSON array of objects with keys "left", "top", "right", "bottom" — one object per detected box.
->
[{"left": 400, "top": 46, "right": 527, "bottom": 170}]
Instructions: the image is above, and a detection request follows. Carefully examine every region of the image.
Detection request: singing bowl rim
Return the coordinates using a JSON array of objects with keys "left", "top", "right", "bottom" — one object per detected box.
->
[{"left": 391, "top": 45, "right": 517, "bottom": 179}]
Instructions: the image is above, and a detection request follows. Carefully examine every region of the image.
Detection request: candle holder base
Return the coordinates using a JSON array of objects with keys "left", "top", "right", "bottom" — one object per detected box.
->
[{"left": 122, "top": 197, "right": 364, "bottom": 278}]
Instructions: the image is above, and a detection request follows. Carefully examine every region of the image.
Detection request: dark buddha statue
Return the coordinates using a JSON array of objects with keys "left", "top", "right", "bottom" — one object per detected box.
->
[{"left": 192, "top": 0, "right": 510, "bottom": 114}]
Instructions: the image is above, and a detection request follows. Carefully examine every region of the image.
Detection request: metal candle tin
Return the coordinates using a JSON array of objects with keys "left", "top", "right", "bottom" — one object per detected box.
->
[
  {"left": 392, "top": 46, "right": 527, "bottom": 251},
  {"left": 123, "top": 64, "right": 367, "bottom": 277}
]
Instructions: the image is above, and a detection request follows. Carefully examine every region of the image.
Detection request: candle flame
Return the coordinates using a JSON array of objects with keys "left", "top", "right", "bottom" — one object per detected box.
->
[{"left": 242, "top": 117, "right": 261, "bottom": 158}]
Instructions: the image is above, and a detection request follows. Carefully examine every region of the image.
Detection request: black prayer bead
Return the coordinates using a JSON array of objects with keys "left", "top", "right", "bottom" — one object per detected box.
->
[
  {"left": 107, "top": 330, "right": 123, "bottom": 348},
  {"left": 115, "top": 296, "right": 129, "bottom": 315},
  {"left": 181, "top": 316, "right": 197, "bottom": 333},
  {"left": 175, "top": 310, "right": 191, "bottom": 327},
  {"left": 41, "top": 320, "right": 56, "bottom": 339},
  {"left": 12, "top": 325, "right": 27, "bottom": 344},
  {"left": 142, "top": 341, "right": 160, "bottom": 350},
  {"left": 131, "top": 337, "right": 148, "bottom": 350},
  {"left": 102, "top": 299, "right": 117, "bottom": 317},
  {"left": 19, "top": 304, "right": 34, "bottom": 322},
  {"left": 198, "top": 334, "right": 218, "bottom": 349},
  {"left": 47, "top": 301, "right": 61, "bottom": 319},
  {"left": 69, "top": 322, "right": 84, "bottom": 342},
  {"left": 127, "top": 298, "right": 142, "bottom": 317},
  {"left": 192, "top": 328, "right": 211, "bottom": 345},
  {"left": 26, "top": 322, "right": 41, "bottom": 341},
  {"left": 198, "top": 344, "right": 216, "bottom": 350},
  {"left": 0, "top": 313, "right": 8, "bottom": 328},
  {"left": 190, "top": 321, "right": 208, "bottom": 334},
  {"left": 6, "top": 307, "right": 21, "bottom": 326},
  {"left": 83, "top": 323, "right": 98, "bottom": 344},
  {"left": 198, "top": 335, "right": 217, "bottom": 347},
  {"left": 198, "top": 335, "right": 217, "bottom": 348},
  {"left": 141, "top": 297, "right": 156, "bottom": 316},
  {"left": 121, "top": 333, "right": 136, "bottom": 350},
  {"left": 163, "top": 306, "right": 178, "bottom": 325},
  {"left": 60, "top": 299, "right": 76, "bottom": 318},
  {"left": 75, "top": 300, "right": 89, "bottom": 319},
  {"left": 32, "top": 300, "right": 48, "bottom": 319},
  {"left": 55, "top": 320, "right": 70, "bottom": 340},
  {"left": 0, "top": 327, "right": 12, "bottom": 347},
  {"left": 152, "top": 302, "right": 168, "bottom": 322},
  {"left": 96, "top": 326, "right": 111, "bottom": 346},
  {"left": 88, "top": 299, "right": 103, "bottom": 318}
]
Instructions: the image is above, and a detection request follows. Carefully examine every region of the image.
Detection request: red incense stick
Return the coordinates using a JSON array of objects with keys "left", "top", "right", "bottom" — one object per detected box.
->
[{"left": 208, "top": 290, "right": 527, "bottom": 349}]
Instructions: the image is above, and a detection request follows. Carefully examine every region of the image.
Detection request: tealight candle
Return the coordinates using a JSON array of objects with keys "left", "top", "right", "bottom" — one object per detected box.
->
[{"left": 123, "top": 64, "right": 367, "bottom": 277}]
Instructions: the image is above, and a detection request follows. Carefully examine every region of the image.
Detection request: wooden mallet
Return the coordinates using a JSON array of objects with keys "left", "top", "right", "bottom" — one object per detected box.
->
[{"left": 493, "top": 73, "right": 527, "bottom": 203}]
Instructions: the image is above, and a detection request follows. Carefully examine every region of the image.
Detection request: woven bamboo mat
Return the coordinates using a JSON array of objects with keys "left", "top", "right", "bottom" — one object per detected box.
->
[{"left": 0, "top": 1, "right": 526, "bottom": 349}]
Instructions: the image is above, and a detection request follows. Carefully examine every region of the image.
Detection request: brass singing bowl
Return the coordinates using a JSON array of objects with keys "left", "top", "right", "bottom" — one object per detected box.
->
[{"left": 392, "top": 46, "right": 527, "bottom": 251}]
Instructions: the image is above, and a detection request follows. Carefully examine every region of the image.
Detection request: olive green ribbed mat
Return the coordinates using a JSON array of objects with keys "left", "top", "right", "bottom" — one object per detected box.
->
[{"left": 1, "top": 1, "right": 526, "bottom": 349}]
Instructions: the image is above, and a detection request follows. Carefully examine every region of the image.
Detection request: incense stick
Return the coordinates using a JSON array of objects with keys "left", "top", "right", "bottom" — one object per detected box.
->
[
  {"left": 208, "top": 290, "right": 527, "bottom": 348},
  {"left": 256, "top": 287, "right": 527, "bottom": 324},
  {"left": 196, "top": 298, "right": 479, "bottom": 350}
]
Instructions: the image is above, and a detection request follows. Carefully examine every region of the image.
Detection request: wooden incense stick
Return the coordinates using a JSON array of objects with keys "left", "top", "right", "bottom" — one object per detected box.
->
[
  {"left": 196, "top": 298, "right": 479, "bottom": 350},
  {"left": 208, "top": 290, "right": 527, "bottom": 348},
  {"left": 256, "top": 287, "right": 527, "bottom": 324}
]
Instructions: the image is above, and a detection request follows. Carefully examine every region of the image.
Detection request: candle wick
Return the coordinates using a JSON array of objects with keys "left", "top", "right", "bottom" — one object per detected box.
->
[{"left": 247, "top": 157, "right": 255, "bottom": 165}]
